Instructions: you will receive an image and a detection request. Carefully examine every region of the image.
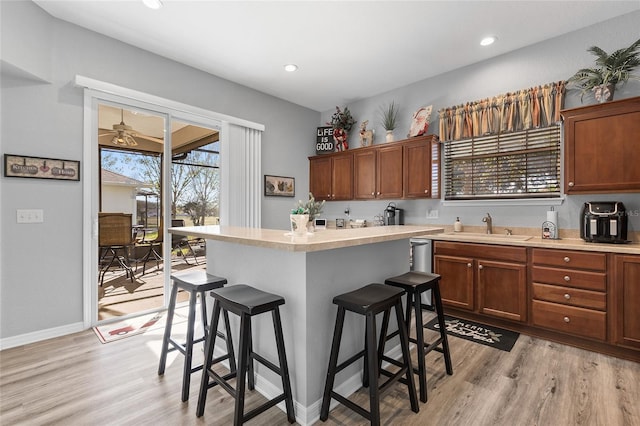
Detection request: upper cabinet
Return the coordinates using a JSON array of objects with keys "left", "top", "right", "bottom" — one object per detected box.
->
[
  {"left": 309, "top": 153, "right": 353, "bottom": 201},
  {"left": 310, "top": 135, "right": 439, "bottom": 201},
  {"left": 563, "top": 96, "right": 640, "bottom": 194}
]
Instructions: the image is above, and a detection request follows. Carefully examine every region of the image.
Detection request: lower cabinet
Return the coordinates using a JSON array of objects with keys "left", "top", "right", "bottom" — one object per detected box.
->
[
  {"left": 434, "top": 242, "right": 527, "bottom": 322},
  {"left": 613, "top": 254, "right": 640, "bottom": 349}
]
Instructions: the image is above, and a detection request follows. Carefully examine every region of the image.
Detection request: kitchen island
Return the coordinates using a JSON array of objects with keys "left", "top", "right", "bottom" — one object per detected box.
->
[{"left": 169, "top": 224, "right": 443, "bottom": 424}]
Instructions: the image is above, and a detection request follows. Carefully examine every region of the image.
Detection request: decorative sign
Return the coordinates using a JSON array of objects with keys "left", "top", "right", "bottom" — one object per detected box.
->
[
  {"left": 4, "top": 154, "right": 80, "bottom": 181},
  {"left": 316, "top": 126, "right": 334, "bottom": 154}
]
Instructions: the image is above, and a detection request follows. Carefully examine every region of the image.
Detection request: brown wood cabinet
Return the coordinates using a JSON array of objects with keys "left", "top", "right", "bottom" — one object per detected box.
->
[
  {"left": 613, "top": 254, "right": 640, "bottom": 349},
  {"left": 562, "top": 96, "right": 640, "bottom": 194},
  {"left": 309, "top": 153, "right": 353, "bottom": 201},
  {"left": 531, "top": 248, "right": 607, "bottom": 341},
  {"left": 434, "top": 241, "right": 527, "bottom": 322},
  {"left": 309, "top": 134, "right": 439, "bottom": 201},
  {"left": 353, "top": 144, "right": 403, "bottom": 199}
]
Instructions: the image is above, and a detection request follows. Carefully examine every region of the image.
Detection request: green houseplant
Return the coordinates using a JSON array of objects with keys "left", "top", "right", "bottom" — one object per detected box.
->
[
  {"left": 568, "top": 38, "right": 640, "bottom": 102},
  {"left": 327, "top": 106, "right": 356, "bottom": 151},
  {"left": 378, "top": 101, "right": 398, "bottom": 142}
]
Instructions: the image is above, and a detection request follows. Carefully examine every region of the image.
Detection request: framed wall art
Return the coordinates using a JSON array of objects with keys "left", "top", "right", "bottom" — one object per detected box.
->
[
  {"left": 4, "top": 154, "right": 80, "bottom": 181},
  {"left": 264, "top": 175, "right": 295, "bottom": 197}
]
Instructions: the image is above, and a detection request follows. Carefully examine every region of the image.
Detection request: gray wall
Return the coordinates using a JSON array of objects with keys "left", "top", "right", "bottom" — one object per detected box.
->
[
  {"left": 0, "top": 1, "right": 318, "bottom": 340},
  {"left": 319, "top": 11, "right": 640, "bottom": 233}
]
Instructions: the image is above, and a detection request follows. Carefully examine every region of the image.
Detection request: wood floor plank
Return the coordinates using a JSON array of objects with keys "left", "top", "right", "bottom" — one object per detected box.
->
[{"left": 1, "top": 311, "right": 639, "bottom": 425}]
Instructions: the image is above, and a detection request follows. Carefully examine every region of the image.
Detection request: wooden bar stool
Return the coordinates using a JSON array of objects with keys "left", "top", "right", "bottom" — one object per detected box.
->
[
  {"left": 320, "top": 283, "right": 419, "bottom": 425},
  {"left": 158, "top": 270, "right": 235, "bottom": 402},
  {"left": 196, "top": 284, "right": 295, "bottom": 425},
  {"left": 383, "top": 271, "right": 453, "bottom": 403}
]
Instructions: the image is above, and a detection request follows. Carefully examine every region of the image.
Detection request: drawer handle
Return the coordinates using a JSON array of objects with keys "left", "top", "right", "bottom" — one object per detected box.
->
[
  {"left": 564, "top": 293, "right": 571, "bottom": 300},
  {"left": 564, "top": 316, "right": 570, "bottom": 323},
  {"left": 564, "top": 275, "right": 571, "bottom": 282},
  {"left": 564, "top": 256, "right": 571, "bottom": 263}
]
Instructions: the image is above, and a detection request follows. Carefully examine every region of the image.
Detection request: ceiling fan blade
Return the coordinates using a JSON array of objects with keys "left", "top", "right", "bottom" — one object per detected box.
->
[{"left": 133, "top": 133, "right": 164, "bottom": 144}]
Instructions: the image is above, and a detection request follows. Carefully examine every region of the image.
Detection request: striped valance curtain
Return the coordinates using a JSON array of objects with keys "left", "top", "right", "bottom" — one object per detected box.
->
[{"left": 438, "top": 81, "right": 566, "bottom": 142}]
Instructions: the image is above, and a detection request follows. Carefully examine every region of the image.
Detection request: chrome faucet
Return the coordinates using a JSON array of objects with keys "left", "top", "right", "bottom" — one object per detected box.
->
[{"left": 482, "top": 213, "right": 493, "bottom": 234}]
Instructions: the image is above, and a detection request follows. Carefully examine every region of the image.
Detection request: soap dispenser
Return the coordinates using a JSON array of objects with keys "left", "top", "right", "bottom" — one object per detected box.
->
[{"left": 454, "top": 217, "right": 463, "bottom": 232}]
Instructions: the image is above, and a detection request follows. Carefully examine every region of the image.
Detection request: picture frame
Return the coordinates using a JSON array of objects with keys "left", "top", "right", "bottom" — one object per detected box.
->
[
  {"left": 264, "top": 175, "right": 295, "bottom": 197},
  {"left": 4, "top": 154, "right": 80, "bottom": 181}
]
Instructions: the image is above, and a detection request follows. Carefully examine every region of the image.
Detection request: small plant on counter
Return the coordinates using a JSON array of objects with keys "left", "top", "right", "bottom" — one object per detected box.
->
[{"left": 294, "top": 192, "right": 325, "bottom": 220}]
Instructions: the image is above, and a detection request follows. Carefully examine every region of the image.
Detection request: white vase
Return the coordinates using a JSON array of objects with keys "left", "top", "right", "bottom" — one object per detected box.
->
[
  {"left": 290, "top": 214, "right": 309, "bottom": 236},
  {"left": 385, "top": 130, "right": 394, "bottom": 142}
]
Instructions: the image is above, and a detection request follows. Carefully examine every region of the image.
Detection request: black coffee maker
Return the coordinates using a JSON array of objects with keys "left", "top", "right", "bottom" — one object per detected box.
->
[
  {"left": 580, "top": 201, "right": 628, "bottom": 243},
  {"left": 384, "top": 202, "right": 404, "bottom": 226}
]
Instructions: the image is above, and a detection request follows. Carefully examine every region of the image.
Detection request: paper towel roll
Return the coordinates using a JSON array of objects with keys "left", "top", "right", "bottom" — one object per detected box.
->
[{"left": 546, "top": 210, "right": 558, "bottom": 227}]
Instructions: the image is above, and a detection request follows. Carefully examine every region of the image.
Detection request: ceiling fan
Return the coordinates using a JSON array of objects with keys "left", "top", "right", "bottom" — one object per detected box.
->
[{"left": 99, "top": 108, "right": 164, "bottom": 147}]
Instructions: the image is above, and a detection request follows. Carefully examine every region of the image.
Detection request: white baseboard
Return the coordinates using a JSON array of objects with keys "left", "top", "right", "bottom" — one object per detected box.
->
[{"left": 0, "top": 322, "right": 84, "bottom": 350}]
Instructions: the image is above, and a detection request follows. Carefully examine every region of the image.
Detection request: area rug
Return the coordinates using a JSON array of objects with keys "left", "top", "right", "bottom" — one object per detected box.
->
[
  {"left": 93, "top": 307, "right": 189, "bottom": 343},
  {"left": 424, "top": 315, "right": 519, "bottom": 352}
]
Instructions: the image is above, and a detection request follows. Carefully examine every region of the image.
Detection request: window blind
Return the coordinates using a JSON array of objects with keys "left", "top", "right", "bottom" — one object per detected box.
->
[{"left": 444, "top": 125, "right": 561, "bottom": 200}]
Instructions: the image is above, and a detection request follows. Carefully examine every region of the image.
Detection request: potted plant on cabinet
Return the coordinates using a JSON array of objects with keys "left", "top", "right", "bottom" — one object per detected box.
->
[
  {"left": 327, "top": 106, "right": 355, "bottom": 151},
  {"left": 568, "top": 38, "right": 640, "bottom": 103},
  {"left": 378, "top": 101, "right": 398, "bottom": 142}
]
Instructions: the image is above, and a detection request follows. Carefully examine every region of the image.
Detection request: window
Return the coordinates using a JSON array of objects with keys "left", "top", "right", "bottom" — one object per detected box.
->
[{"left": 443, "top": 125, "right": 561, "bottom": 200}]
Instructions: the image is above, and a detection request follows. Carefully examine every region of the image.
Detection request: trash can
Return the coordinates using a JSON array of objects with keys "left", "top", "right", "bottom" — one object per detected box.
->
[{"left": 410, "top": 237, "right": 433, "bottom": 308}]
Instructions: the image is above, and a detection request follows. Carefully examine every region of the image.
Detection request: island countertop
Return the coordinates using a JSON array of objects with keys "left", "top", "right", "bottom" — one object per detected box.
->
[{"left": 168, "top": 224, "right": 444, "bottom": 252}]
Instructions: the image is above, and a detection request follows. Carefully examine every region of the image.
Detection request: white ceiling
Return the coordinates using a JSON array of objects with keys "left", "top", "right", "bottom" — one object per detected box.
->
[{"left": 34, "top": 0, "right": 640, "bottom": 112}]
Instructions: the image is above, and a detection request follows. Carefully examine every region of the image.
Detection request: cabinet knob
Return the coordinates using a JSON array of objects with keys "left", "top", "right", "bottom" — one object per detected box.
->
[
  {"left": 564, "top": 275, "right": 571, "bottom": 282},
  {"left": 424, "top": 190, "right": 428, "bottom": 193},
  {"left": 568, "top": 182, "right": 575, "bottom": 187},
  {"left": 564, "top": 256, "right": 571, "bottom": 263},
  {"left": 563, "top": 316, "right": 571, "bottom": 323},
  {"left": 467, "top": 263, "right": 472, "bottom": 268},
  {"left": 377, "top": 191, "right": 380, "bottom": 195},
  {"left": 371, "top": 192, "right": 375, "bottom": 196},
  {"left": 564, "top": 293, "right": 571, "bottom": 300},
  {"left": 478, "top": 264, "right": 484, "bottom": 270}
]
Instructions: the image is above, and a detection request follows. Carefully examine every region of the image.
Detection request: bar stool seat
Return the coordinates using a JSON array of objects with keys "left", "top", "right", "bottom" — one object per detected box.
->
[
  {"left": 384, "top": 271, "right": 453, "bottom": 403},
  {"left": 196, "top": 284, "right": 295, "bottom": 425},
  {"left": 158, "top": 270, "right": 235, "bottom": 402},
  {"left": 320, "top": 283, "right": 419, "bottom": 425}
]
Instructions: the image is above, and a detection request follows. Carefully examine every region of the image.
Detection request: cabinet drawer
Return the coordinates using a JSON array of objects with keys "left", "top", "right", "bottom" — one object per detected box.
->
[
  {"left": 531, "top": 266, "right": 606, "bottom": 291},
  {"left": 532, "top": 283, "right": 606, "bottom": 310},
  {"left": 532, "top": 249, "right": 606, "bottom": 271},
  {"left": 532, "top": 300, "right": 606, "bottom": 341}
]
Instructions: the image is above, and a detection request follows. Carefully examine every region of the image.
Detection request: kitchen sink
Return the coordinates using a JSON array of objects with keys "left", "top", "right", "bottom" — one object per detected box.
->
[{"left": 442, "top": 232, "right": 533, "bottom": 241}]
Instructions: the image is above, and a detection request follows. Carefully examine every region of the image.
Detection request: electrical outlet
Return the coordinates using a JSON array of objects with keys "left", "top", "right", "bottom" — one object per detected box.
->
[
  {"left": 426, "top": 209, "right": 439, "bottom": 219},
  {"left": 17, "top": 209, "right": 44, "bottom": 223}
]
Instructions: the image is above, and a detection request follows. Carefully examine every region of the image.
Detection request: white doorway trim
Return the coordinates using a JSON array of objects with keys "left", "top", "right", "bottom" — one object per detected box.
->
[{"left": 77, "top": 76, "right": 261, "bottom": 327}]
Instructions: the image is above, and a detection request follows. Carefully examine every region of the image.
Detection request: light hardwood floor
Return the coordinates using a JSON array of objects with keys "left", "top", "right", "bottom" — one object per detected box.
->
[{"left": 1, "top": 310, "right": 639, "bottom": 425}]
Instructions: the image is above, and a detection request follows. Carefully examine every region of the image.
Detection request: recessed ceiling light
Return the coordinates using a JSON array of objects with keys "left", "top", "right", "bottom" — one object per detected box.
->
[
  {"left": 480, "top": 36, "right": 497, "bottom": 46},
  {"left": 142, "top": 0, "right": 163, "bottom": 10},
  {"left": 284, "top": 64, "right": 298, "bottom": 72}
]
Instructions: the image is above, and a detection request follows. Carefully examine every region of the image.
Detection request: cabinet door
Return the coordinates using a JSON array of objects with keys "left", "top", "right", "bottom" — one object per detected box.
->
[
  {"left": 434, "top": 255, "right": 474, "bottom": 311},
  {"left": 403, "top": 139, "right": 431, "bottom": 198},
  {"left": 331, "top": 154, "right": 353, "bottom": 200},
  {"left": 477, "top": 260, "right": 527, "bottom": 322},
  {"left": 613, "top": 255, "right": 640, "bottom": 349},
  {"left": 376, "top": 144, "right": 404, "bottom": 199},
  {"left": 309, "top": 156, "right": 332, "bottom": 201},
  {"left": 353, "top": 149, "right": 376, "bottom": 199},
  {"left": 564, "top": 97, "right": 640, "bottom": 193}
]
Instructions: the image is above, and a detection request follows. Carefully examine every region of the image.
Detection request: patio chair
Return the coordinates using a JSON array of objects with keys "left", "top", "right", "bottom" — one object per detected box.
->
[
  {"left": 98, "top": 213, "right": 135, "bottom": 286},
  {"left": 171, "top": 219, "right": 199, "bottom": 265}
]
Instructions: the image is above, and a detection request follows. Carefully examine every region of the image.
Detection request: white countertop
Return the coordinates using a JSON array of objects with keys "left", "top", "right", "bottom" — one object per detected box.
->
[
  {"left": 169, "top": 225, "right": 445, "bottom": 252},
  {"left": 422, "top": 232, "right": 640, "bottom": 255}
]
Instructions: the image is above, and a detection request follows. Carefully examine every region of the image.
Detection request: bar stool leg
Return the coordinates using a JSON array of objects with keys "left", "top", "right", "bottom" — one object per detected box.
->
[
  {"left": 273, "top": 307, "right": 296, "bottom": 422},
  {"left": 433, "top": 284, "right": 453, "bottom": 375},
  {"left": 320, "top": 307, "right": 346, "bottom": 421},
  {"left": 365, "top": 311, "right": 380, "bottom": 426},
  {"left": 234, "top": 313, "right": 251, "bottom": 426},
  {"left": 222, "top": 309, "right": 237, "bottom": 374},
  {"left": 412, "top": 290, "right": 428, "bottom": 402},
  {"left": 395, "top": 299, "right": 419, "bottom": 413},
  {"left": 158, "top": 282, "right": 179, "bottom": 375},
  {"left": 182, "top": 289, "right": 198, "bottom": 402},
  {"left": 247, "top": 316, "right": 255, "bottom": 391},
  {"left": 197, "top": 301, "right": 221, "bottom": 417}
]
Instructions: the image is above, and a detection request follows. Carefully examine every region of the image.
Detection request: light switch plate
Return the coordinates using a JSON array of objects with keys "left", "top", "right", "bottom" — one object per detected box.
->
[
  {"left": 17, "top": 209, "right": 44, "bottom": 223},
  {"left": 426, "top": 209, "right": 439, "bottom": 219}
]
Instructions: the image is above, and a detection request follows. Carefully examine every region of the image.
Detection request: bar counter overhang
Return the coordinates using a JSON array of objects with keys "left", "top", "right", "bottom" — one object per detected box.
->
[{"left": 169, "top": 224, "right": 443, "bottom": 425}]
